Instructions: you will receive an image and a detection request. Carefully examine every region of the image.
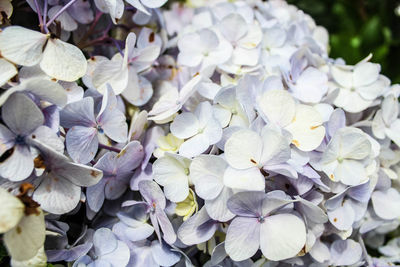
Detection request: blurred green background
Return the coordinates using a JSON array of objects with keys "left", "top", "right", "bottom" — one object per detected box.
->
[{"left": 287, "top": 0, "right": 400, "bottom": 83}]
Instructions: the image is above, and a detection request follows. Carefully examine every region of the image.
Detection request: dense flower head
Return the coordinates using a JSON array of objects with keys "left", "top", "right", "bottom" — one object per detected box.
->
[{"left": 0, "top": 0, "right": 400, "bottom": 266}]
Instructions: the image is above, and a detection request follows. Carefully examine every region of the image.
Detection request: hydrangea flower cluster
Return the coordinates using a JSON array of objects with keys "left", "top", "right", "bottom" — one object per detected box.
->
[{"left": 1, "top": 0, "right": 400, "bottom": 266}]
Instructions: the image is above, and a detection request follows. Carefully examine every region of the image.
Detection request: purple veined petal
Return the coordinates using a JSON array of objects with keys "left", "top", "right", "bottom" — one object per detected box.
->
[
  {"left": 309, "top": 239, "right": 330, "bottom": 263},
  {"left": 63, "top": 243, "right": 93, "bottom": 262},
  {"left": 327, "top": 108, "right": 346, "bottom": 138},
  {"left": 290, "top": 175, "right": 314, "bottom": 195},
  {"left": 96, "top": 85, "right": 128, "bottom": 143},
  {"left": 90, "top": 259, "right": 112, "bottom": 267},
  {"left": 60, "top": 97, "right": 96, "bottom": 128},
  {"left": 121, "top": 222, "right": 154, "bottom": 242},
  {"left": 117, "top": 141, "right": 144, "bottom": 174},
  {"left": 330, "top": 239, "right": 362, "bottom": 266},
  {"left": 129, "top": 243, "right": 157, "bottom": 267},
  {"left": 260, "top": 213, "right": 306, "bottom": 261},
  {"left": 227, "top": 191, "right": 265, "bottom": 217},
  {"left": 0, "top": 144, "right": 33, "bottom": 181},
  {"left": 66, "top": 125, "right": 99, "bottom": 164},
  {"left": 155, "top": 207, "right": 177, "bottom": 245},
  {"left": 141, "top": 126, "right": 164, "bottom": 170},
  {"left": 149, "top": 212, "right": 161, "bottom": 244},
  {"left": 151, "top": 240, "right": 181, "bottom": 267},
  {"left": 94, "top": 151, "right": 118, "bottom": 175},
  {"left": 86, "top": 179, "right": 107, "bottom": 212},
  {"left": 371, "top": 188, "right": 400, "bottom": 220},
  {"left": 347, "top": 180, "right": 371, "bottom": 203},
  {"left": 177, "top": 207, "right": 218, "bottom": 246},
  {"left": 2, "top": 93, "right": 44, "bottom": 136},
  {"left": 0, "top": 124, "right": 15, "bottom": 156},
  {"left": 93, "top": 228, "right": 118, "bottom": 256},
  {"left": 261, "top": 193, "right": 295, "bottom": 215},
  {"left": 327, "top": 200, "right": 355, "bottom": 231},
  {"left": 33, "top": 174, "right": 81, "bottom": 214},
  {"left": 48, "top": 5, "right": 78, "bottom": 32},
  {"left": 265, "top": 163, "right": 298, "bottom": 179},
  {"left": 225, "top": 216, "right": 260, "bottom": 261},
  {"left": 293, "top": 196, "right": 328, "bottom": 224},
  {"left": 130, "top": 163, "right": 152, "bottom": 191},
  {"left": 67, "top": 0, "right": 94, "bottom": 24},
  {"left": 139, "top": 180, "right": 166, "bottom": 209},
  {"left": 210, "top": 242, "right": 227, "bottom": 265},
  {"left": 99, "top": 239, "right": 130, "bottom": 267},
  {"left": 104, "top": 178, "right": 128, "bottom": 200},
  {"left": 42, "top": 105, "right": 60, "bottom": 134},
  {"left": 72, "top": 255, "right": 92, "bottom": 267},
  {"left": 325, "top": 189, "right": 348, "bottom": 210}
]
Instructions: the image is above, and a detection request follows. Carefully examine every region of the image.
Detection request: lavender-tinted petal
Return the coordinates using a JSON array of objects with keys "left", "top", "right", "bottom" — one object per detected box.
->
[
  {"left": 141, "top": 126, "right": 164, "bottom": 170},
  {"left": 67, "top": 0, "right": 94, "bottom": 24},
  {"left": 60, "top": 97, "right": 96, "bottom": 128},
  {"left": 63, "top": 243, "right": 93, "bottom": 262},
  {"left": 0, "top": 123, "right": 15, "bottom": 155},
  {"left": 139, "top": 180, "right": 166, "bottom": 209},
  {"left": 96, "top": 86, "right": 127, "bottom": 143},
  {"left": 124, "top": 223, "right": 154, "bottom": 242},
  {"left": 177, "top": 207, "right": 217, "bottom": 246},
  {"left": 104, "top": 179, "right": 127, "bottom": 200},
  {"left": 156, "top": 207, "right": 177, "bottom": 245},
  {"left": 330, "top": 239, "right": 362, "bottom": 266},
  {"left": 42, "top": 105, "right": 60, "bottom": 133},
  {"left": 2, "top": 93, "right": 44, "bottom": 135},
  {"left": 294, "top": 196, "right": 328, "bottom": 224},
  {"left": 130, "top": 163, "right": 152, "bottom": 191},
  {"left": 87, "top": 179, "right": 106, "bottom": 212},
  {"left": 99, "top": 240, "right": 130, "bottom": 267},
  {"left": 151, "top": 241, "right": 181, "bottom": 267},
  {"left": 227, "top": 191, "right": 265, "bottom": 217},
  {"left": 93, "top": 228, "right": 118, "bottom": 256},
  {"left": 327, "top": 108, "right": 346, "bottom": 138},
  {"left": 116, "top": 141, "right": 144, "bottom": 174},
  {"left": 225, "top": 217, "right": 260, "bottom": 261},
  {"left": 347, "top": 180, "right": 371, "bottom": 203},
  {"left": 66, "top": 125, "right": 98, "bottom": 164}
]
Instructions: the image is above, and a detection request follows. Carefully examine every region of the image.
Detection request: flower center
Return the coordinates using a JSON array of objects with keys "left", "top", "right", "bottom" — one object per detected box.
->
[
  {"left": 15, "top": 135, "right": 25, "bottom": 145},
  {"left": 258, "top": 215, "right": 265, "bottom": 223}
]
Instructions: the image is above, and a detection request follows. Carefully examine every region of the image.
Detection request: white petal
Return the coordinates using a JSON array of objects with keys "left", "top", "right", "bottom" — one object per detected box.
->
[
  {"left": 260, "top": 214, "right": 306, "bottom": 261},
  {"left": 170, "top": 112, "right": 199, "bottom": 139},
  {"left": 223, "top": 166, "right": 265, "bottom": 191},
  {"left": 4, "top": 209, "right": 45, "bottom": 261},
  {"left": 40, "top": 38, "right": 87, "bottom": 81},
  {"left": 257, "top": 89, "right": 295, "bottom": 127},
  {"left": 190, "top": 155, "right": 226, "bottom": 200},
  {"left": 0, "top": 187, "right": 24, "bottom": 233},
  {"left": 178, "top": 134, "right": 210, "bottom": 158},
  {"left": 285, "top": 104, "right": 325, "bottom": 151},
  {"left": 353, "top": 62, "right": 380, "bottom": 87},
  {"left": 0, "top": 58, "right": 17, "bottom": 86},
  {"left": 0, "top": 26, "right": 46, "bottom": 66},
  {"left": 224, "top": 129, "right": 262, "bottom": 169}
]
